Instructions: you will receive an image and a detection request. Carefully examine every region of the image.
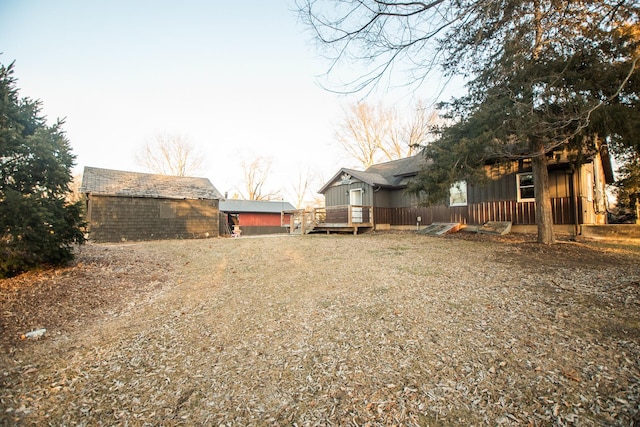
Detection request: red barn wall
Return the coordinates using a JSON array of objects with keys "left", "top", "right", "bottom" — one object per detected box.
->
[
  {"left": 232, "top": 212, "right": 289, "bottom": 235},
  {"left": 238, "top": 212, "right": 282, "bottom": 226}
]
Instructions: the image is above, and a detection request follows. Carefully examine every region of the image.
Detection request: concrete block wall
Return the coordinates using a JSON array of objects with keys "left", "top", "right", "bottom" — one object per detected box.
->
[
  {"left": 580, "top": 224, "right": 640, "bottom": 241},
  {"left": 86, "top": 195, "right": 219, "bottom": 242}
]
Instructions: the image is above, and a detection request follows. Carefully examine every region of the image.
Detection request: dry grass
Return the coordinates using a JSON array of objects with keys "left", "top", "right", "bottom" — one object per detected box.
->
[{"left": 1, "top": 232, "right": 639, "bottom": 426}]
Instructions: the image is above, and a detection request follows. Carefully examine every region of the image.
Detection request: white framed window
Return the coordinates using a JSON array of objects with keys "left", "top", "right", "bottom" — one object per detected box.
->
[
  {"left": 517, "top": 173, "right": 535, "bottom": 202},
  {"left": 449, "top": 180, "right": 467, "bottom": 206}
]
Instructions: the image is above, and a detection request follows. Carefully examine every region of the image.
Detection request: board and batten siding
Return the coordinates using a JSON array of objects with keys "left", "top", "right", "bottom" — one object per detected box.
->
[
  {"left": 321, "top": 160, "right": 585, "bottom": 227},
  {"left": 323, "top": 181, "right": 374, "bottom": 206},
  {"left": 467, "top": 168, "right": 572, "bottom": 203},
  {"left": 324, "top": 182, "right": 418, "bottom": 209}
]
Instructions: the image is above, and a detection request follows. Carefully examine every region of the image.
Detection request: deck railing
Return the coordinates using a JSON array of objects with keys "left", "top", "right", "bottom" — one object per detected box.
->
[
  {"left": 283, "top": 206, "right": 374, "bottom": 234},
  {"left": 285, "top": 198, "right": 576, "bottom": 234},
  {"left": 314, "top": 205, "right": 373, "bottom": 227},
  {"left": 373, "top": 197, "right": 576, "bottom": 226}
]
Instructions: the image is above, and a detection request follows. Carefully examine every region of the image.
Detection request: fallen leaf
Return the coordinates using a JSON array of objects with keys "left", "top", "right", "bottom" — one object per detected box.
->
[{"left": 561, "top": 368, "right": 581, "bottom": 382}]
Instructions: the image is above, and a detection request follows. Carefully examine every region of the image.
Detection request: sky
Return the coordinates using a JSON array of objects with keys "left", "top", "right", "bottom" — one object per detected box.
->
[{"left": 0, "top": 0, "right": 461, "bottom": 204}]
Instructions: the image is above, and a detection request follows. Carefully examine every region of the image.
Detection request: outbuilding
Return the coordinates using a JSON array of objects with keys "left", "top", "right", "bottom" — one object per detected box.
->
[
  {"left": 81, "top": 167, "right": 223, "bottom": 242},
  {"left": 220, "top": 199, "right": 295, "bottom": 236}
]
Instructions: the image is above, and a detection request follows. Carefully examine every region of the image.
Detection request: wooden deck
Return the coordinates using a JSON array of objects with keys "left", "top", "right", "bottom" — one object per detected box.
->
[
  {"left": 278, "top": 197, "right": 614, "bottom": 237},
  {"left": 284, "top": 206, "right": 374, "bottom": 235}
]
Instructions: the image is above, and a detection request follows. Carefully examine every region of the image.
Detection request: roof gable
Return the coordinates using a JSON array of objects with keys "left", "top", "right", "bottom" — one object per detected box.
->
[
  {"left": 319, "top": 155, "right": 426, "bottom": 193},
  {"left": 364, "top": 155, "right": 426, "bottom": 185},
  {"left": 81, "top": 167, "right": 223, "bottom": 200}
]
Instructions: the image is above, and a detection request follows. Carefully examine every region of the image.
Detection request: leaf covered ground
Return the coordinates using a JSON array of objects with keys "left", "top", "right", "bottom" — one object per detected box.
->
[{"left": 1, "top": 232, "right": 639, "bottom": 426}]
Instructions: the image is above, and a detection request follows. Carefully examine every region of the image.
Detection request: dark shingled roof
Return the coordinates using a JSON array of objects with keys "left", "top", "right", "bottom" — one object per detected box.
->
[
  {"left": 364, "top": 155, "right": 426, "bottom": 186},
  {"left": 318, "top": 155, "right": 426, "bottom": 193},
  {"left": 81, "top": 167, "right": 223, "bottom": 200}
]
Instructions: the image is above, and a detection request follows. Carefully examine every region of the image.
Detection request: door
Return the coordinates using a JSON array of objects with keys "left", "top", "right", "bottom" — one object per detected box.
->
[{"left": 349, "top": 189, "right": 363, "bottom": 223}]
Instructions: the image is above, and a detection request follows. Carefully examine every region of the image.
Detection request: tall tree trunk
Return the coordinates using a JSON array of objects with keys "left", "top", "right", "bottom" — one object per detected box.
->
[{"left": 532, "top": 144, "right": 555, "bottom": 244}]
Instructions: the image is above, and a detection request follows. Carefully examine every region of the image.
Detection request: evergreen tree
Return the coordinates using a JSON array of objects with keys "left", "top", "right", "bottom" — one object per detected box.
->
[
  {"left": 418, "top": 0, "right": 639, "bottom": 243},
  {"left": 299, "top": 0, "right": 639, "bottom": 243},
  {"left": 0, "top": 61, "right": 85, "bottom": 278}
]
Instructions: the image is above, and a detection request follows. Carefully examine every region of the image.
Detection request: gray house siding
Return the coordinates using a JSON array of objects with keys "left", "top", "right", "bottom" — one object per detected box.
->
[
  {"left": 390, "top": 188, "right": 417, "bottom": 208},
  {"left": 324, "top": 182, "right": 418, "bottom": 208},
  {"left": 467, "top": 168, "right": 571, "bottom": 204},
  {"left": 319, "top": 151, "right": 611, "bottom": 231},
  {"left": 370, "top": 188, "right": 415, "bottom": 209},
  {"left": 372, "top": 188, "right": 392, "bottom": 208},
  {"left": 323, "top": 181, "right": 373, "bottom": 206}
]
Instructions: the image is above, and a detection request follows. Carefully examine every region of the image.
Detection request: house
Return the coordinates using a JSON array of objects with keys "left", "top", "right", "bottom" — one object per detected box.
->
[
  {"left": 220, "top": 199, "right": 296, "bottom": 236},
  {"left": 81, "top": 167, "right": 223, "bottom": 242},
  {"left": 315, "top": 155, "right": 424, "bottom": 234},
  {"left": 315, "top": 147, "right": 614, "bottom": 236}
]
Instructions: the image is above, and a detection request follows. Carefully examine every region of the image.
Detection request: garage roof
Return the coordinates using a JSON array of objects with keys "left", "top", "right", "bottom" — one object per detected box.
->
[
  {"left": 81, "top": 167, "right": 223, "bottom": 200},
  {"left": 220, "top": 199, "right": 296, "bottom": 213}
]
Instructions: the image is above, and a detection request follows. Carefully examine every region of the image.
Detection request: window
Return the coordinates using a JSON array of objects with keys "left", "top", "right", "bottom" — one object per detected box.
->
[
  {"left": 449, "top": 180, "right": 467, "bottom": 206},
  {"left": 517, "top": 173, "right": 535, "bottom": 201}
]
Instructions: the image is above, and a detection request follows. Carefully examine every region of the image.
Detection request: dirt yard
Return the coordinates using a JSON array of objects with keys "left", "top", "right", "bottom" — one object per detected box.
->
[{"left": 1, "top": 232, "right": 639, "bottom": 426}]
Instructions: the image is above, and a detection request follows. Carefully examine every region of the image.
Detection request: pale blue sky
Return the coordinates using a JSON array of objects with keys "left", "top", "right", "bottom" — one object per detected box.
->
[{"left": 1, "top": 0, "right": 458, "bottom": 201}]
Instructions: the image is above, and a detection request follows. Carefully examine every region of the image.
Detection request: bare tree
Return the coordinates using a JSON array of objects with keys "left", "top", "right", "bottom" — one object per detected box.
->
[
  {"left": 289, "top": 170, "right": 310, "bottom": 209},
  {"left": 336, "top": 101, "right": 439, "bottom": 168},
  {"left": 135, "top": 133, "right": 205, "bottom": 177},
  {"left": 297, "top": 0, "right": 457, "bottom": 95},
  {"left": 377, "top": 106, "right": 408, "bottom": 161},
  {"left": 239, "top": 157, "right": 279, "bottom": 201},
  {"left": 287, "top": 169, "right": 324, "bottom": 209},
  {"left": 66, "top": 173, "right": 84, "bottom": 204},
  {"left": 404, "top": 101, "right": 441, "bottom": 149},
  {"left": 335, "top": 102, "right": 384, "bottom": 168}
]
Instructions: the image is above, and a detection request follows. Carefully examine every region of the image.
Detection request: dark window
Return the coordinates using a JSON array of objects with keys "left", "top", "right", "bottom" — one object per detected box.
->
[{"left": 517, "top": 173, "right": 535, "bottom": 201}]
